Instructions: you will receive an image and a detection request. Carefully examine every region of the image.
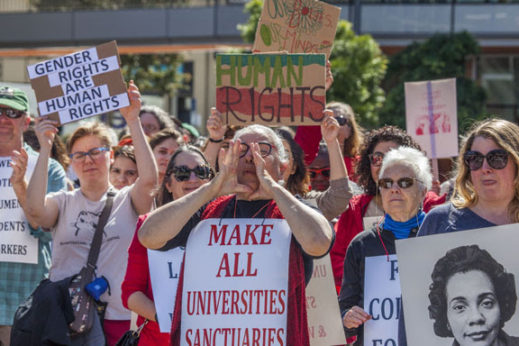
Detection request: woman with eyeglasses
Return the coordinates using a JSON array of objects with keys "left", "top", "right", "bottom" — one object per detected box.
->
[
  {"left": 398, "top": 118, "right": 519, "bottom": 346},
  {"left": 121, "top": 145, "right": 213, "bottom": 345},
  {"left": 25, "top": 82, "right": 158, "bottom": 345},
  {"left": 339, "top": 146, "right": 432, "bottom": 345},
  {"left": 330, "top": 126, "right": 446, "bottom": 293}
]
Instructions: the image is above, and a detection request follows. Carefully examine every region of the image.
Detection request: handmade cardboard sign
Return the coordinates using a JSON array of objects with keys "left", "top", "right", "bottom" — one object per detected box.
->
[
  {"left": 396, "top": 224, "right": 519, "bottom": 346},
  {"left": 181, "top": 218, "right": 292, "bottom": 345},
  {"left": 0, "top": 154, "right": 38, "bottom": 264},
  {"left": 253, "top": 0, "right": 341, "bottom": 58},
  {"left": 405, "top": 78, "right": 458, "bottom": 159},
  {"left": 148, "top": 247, "right": 185, "bottom": 333},
  {"left": 306, "top": 255, "right": 346, "bottom": 346},
  {"left": 216, "top": 53, "right": 326, "bottom": 126},
  {"left": 27, "top": 41, "right": 129, "bottom": 125},
  {"left": 363, "top": 255, "right": 401, "bottom": 346}
]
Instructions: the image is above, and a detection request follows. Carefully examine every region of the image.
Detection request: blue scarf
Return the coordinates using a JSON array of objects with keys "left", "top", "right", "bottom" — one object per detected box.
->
[{"left": 383, "top": 210, "right": 426, "bottom": 239}]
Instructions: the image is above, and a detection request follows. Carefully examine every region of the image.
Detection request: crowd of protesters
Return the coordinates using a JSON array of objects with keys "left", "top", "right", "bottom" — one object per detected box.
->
[{"left": 0, "top": 55, "right": 518, "bottom": 346}]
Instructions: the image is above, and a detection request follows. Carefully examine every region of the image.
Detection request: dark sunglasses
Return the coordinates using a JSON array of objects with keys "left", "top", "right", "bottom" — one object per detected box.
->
[
  {"left": 309, "top": 167, "right": 330, "bottom": 179},
  {"left": 463, "top": 149, "right": 509, "bottom": 171},
  {"left": 239, "top": 142, "right": 273, "bottom": 158},
  {"left": 0, "top": 108, "right": 24, "bottom": 119},
  {"left": 368, "top": 152, "right": 384, "bottom": 167},
  {"left": 334, "top": 116, "right": 350, "bottom": 127},
  {"left": 378, "top": 177, "right": 420, "bottom": 189},
  {"left": 170, "top": 165, "right": 212, "bottom": 182}
]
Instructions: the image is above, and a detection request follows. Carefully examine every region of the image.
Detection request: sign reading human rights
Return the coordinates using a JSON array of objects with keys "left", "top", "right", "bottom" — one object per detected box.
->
[
  {"left": 363, "top": 255, "right": 401, "bottom": 346},
  {"left": 405, "top": 78, "right": 458, "bottom": 159},
  {"left": 27, "top": 41, "right": 129, "bottom": 125},
  {"left": 181, "top": 218, "right": 292, "bottom": 345},
  {"left": 396, "top": 224, "right": 519, "bottom": 346},
  {"left": 216, "top": 53, "right": 326, "bottom": 126},
  {"left": 0, "top": 155, "right": 38, "bottom": 264},
  {"left": 252, "top": 0, "right": 341, "bottom": 58},
  {"left": 148, "top": 247, "right": 185, "bottom": 333}
]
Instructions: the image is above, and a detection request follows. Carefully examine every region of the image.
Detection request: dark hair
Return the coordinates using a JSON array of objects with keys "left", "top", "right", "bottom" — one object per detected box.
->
[
  {"left": 277, "top": 129, "right": 309, "bottom": 196},
  {"left": 428, "top": 245, "right": 517, "bottom": 337},
  {"left": 158, "top": 145, "right": 214, "bottom": 207},
  {"left": 356, "top": 126, "right": 421, "bottom": 195},
  {"left": 149, "top": 128, "right": 183, "bottom": 150},
  {"left": 139, "top": 105, "right": 175, "bottom": 131},
  {"left": 112, "top": 145, "right": 136, "bottom": 165}
]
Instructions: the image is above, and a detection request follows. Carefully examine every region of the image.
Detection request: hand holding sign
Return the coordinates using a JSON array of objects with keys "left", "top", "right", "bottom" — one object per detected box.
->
[
  {"left": 321, "top": 110, "right": 339, "bottom": 143},
  {"left": 207, "top": 108, "right": 227, "bottom": 141},
  {"left": 119, "top": 80, "right": 141, "bottom": 125},
  {"left": 343, "top": 305, "right": 372, "bottom": 329},
  {"left": 34, "top": 117, "right": 59, "bottom": 152},
  {"left": 325, "top": 60, "right": 333, "bottom": 91}
]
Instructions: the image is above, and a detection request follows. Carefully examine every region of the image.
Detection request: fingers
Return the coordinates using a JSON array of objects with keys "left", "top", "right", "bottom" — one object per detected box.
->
[
  {"left": 343, "top": 306, "right": 372, "bottom": 329},
  {"left": 127, "top": 80, "right": 141, "bottom": 106},
  {"left": 251, "top": 143, "right": 265, "bottom": 175}
]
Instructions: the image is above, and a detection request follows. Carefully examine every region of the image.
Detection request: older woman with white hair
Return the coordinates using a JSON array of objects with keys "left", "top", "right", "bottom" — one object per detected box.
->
[{"left": 339, "top": 146, "right": 432, "bottom": 345}]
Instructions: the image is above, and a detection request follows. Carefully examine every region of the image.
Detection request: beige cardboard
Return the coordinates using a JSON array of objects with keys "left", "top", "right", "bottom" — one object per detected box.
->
[{"left": 253, "top": 0, "right": 341, "bottom": 58}]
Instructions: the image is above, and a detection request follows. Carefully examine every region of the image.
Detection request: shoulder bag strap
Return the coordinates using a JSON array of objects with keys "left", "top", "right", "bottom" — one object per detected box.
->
[{"left": 86, "top": 190, "right": 116, "bottom": 270}]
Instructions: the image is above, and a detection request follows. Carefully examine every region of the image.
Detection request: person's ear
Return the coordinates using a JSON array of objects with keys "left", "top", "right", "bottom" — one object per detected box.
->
[
  {"left": 279, "top": 160, "right": 288, "bottom": 176},
  {"left": 23, "top": 115, "right": 31, "bottom": 131}
]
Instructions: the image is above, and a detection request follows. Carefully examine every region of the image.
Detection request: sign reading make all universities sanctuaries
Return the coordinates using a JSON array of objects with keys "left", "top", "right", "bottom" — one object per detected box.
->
[
  {"left": 405, "top": 78, "right": 458, "bottom": 159},
  {"left": 252, "top": 0, "right": 341, "bottom": 58},
  {"left": 181, "top": 218, "right": 292, "bottom": 345},
  {"left": 216, "top": 53, "right": 326, "bottom": 126},
  {"left": 27, "top": 41, "right": 129, "bottom": 125}
]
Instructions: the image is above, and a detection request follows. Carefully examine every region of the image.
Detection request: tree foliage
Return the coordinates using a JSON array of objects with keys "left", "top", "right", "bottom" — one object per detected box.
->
[{"left": 379, "top": 32, "right": 486, "bottom": 134}]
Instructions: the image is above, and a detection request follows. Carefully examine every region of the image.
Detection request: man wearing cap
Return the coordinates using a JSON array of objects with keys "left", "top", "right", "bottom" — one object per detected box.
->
[{"left": 0, "top": 86, "right": 67, "bottom": 345}]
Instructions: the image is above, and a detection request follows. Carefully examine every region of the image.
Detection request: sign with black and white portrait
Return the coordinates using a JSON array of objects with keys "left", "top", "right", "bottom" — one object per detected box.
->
[{"left": 396, "top": 224, "right": 519, "bottom": 346}]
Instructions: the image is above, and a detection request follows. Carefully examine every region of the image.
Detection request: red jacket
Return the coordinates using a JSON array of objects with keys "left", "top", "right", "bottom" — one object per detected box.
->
[
  {"left": 331, "top": 191, "right": 446, "bottom": 291},
  {"left": 170, "top": 196, "right": 310, "bottom": 346},
  {"left": 121, "top": 215, "right": 171, "bottom": 346}
]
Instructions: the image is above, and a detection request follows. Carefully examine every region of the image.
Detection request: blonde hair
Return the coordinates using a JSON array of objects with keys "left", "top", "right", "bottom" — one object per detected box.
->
[{"left": 452, "top": 118, "right": 519, "bottom": 222}]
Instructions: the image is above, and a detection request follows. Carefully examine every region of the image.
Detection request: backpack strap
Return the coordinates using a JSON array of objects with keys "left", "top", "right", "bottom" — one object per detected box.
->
[{"left": 86, "top": 191, "right": 116, "bottom": 270}]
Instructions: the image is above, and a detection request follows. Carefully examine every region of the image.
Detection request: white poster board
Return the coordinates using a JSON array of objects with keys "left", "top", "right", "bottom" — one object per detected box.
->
[
  {"left": 396, "top": 224, "right": 519, "bottom": 346},
  {"left": 306, "top": 255, "right": 346, "bottom": 346},
  {"left": 181, "top": 218, "right": 292, "bottom": 345},
  {"left": 363, "top": 255, "right": 401, "bottom": 346},
  {"left": 148, "top": 247, "right": 185, "bottom": 333},
  {"left": 0, "top": 155, "right": 38, "bottom": 264},
  {"left": 405, "top": 78, "right": 458, "bottom": 159}
]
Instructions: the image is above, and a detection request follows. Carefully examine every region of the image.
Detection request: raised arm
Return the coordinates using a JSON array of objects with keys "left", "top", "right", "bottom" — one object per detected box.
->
[
  {"left": 203, "top": 107, "right": 228, "bottom": 169},
  {"left": 25, "top": 119, "right": 60, "bottom": 229},
  {"left": 121, "top": 81, "right": 159, "bottom": 215}
]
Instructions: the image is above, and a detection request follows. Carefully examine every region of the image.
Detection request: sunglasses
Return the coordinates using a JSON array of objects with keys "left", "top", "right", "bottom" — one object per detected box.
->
[
  {"left": 69, "top": 146, "right": 110, "bottom": 162},
  {"left": 170, "top": 165, "right": 212, "bottom": 182},
  {"left": 334, "top": 116, "right": 351, "bottom": 127},
  {"left": 463, "top": 149, "right": 509, "bottom": 171},
  {"left": 0, "top": 108, "right": 24, "bottom": 119},
  {"left": 378, "top": 177, "right": 420, "bottom": 189},
  {"left": 239, "top": 142, "right": 273, "bottom": 158},
  {"left": 309, "top": 167, "right": 330, "bottom": 179},
  {"left": 368, "top": 152, "right": 385, "bottom": 167}
]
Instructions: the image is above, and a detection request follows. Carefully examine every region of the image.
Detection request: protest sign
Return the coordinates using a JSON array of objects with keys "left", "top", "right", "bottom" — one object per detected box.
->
[
  {"left": 181, "top": 218, "right": 292, "bottom": 345},
  {"left": 363, "top": 255, "right": 401, "bottom": 346},
  {"left": 253, "top": 0, "right": 341, "bottom": 58},
  {"left": 27, "top": 41, "right": 129, "bottom": 125},
  {"left": 216, "top": 53, "right": 326, "bottom": 126},
  {"left": 0, "top": 155, "right": 38, "bottom": 264},
  {"left": 306, "top": 255, "right": 346, "bottom": 346},
  {"left": 148, "top": 247, "right": 185, "bottom": 333},
  {"left": 396, "top": 224, "right": 519, "bottom": 346},
  {"left": 405, "top": 78, "right": 458, "bottom": 159}
]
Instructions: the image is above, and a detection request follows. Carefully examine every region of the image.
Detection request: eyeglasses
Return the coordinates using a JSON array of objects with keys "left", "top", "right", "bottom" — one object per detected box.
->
[
  {"left": 170, "top": 165, "right": 212, "bottom": 182},
  {"left": 0, "top": 107, "right": 24, "bottom": 119},
  {"left": 309, "top": 167, "right": 330, "bottom": 179},
  {"left": 368, "top": 152, "right": 385, "bottom": 167},
  {"left": 69, "top": 146, "right": 110, "bottom": 162},
  {"left": 378, "top": 177, "right": 420, "bottom": 190},
  {"left": 239, "top": 142, "right": 273, "bottom": 158},
  {"left": 334, "top": 116, "right": 351, "bottom": 127},
  {"left": 463, "top": 149, "right": 509, "bottom": 171}
]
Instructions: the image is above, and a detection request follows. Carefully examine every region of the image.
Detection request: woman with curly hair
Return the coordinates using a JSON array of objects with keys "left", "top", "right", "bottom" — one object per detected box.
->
[
  {"left": 428, "top": 245, "right": 518, "bottom": 346},
  {"left": 330, "top": 126, "right": 446, "bottom": 291}
]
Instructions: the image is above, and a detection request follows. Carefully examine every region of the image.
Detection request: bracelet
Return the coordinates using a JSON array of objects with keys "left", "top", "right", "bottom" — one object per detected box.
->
[{"left": 209, "top": 137, "right": 224, "bottom": 143}]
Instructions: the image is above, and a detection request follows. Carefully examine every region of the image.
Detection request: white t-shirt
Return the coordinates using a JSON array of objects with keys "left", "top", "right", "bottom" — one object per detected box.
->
[{"left": 47, "top": 185, "right": 137, "bottom": 320}]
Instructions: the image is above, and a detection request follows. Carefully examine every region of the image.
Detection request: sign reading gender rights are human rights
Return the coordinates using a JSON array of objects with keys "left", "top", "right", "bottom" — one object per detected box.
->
[{"left": 27, "top": 41, "right": 129, "bottom": 125}]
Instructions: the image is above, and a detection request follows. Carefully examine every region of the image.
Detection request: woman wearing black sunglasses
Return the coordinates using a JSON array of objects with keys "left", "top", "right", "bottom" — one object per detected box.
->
[
  {"left": 121, "top": 145, "right": 213, "bottom": 346},
  {"left": 398, "top": 118, "right": 519, "bottom": 346},
  {"left": 340, "top": 146, "right": 432, "bottom": 345}
]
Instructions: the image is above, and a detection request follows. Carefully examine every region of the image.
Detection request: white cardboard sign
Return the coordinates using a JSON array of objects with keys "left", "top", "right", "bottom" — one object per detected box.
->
[
  {"left": 148, "top": 247, "right": 185, "bottom": 333},
  {"left": 363, "top": 254, "right": 401, "bottom": 346},
  {"left": 0, "top": 155, "right": 38, "bottom": 264},
  {"left": 405, "top": 78, "right": 458, "bottom": 159},
  {"left": 181, "top": 218, "right": 292, "bottom": 346}
]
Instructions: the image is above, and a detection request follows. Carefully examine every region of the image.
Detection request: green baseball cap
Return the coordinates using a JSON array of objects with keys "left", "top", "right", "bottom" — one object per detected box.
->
[{"left": 0, "top": 86, "right": 29, "bottom": 113}]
